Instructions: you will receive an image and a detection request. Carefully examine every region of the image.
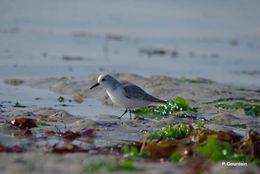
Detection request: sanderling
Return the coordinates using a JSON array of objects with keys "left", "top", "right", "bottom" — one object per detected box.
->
[{"left": 90, "top": 74, "right": 165, "bottom": 119}]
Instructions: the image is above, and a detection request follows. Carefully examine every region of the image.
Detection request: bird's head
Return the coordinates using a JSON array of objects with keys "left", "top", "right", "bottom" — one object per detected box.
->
[{"left": 90, "top": 74, "right": 112, "bottom": 89}]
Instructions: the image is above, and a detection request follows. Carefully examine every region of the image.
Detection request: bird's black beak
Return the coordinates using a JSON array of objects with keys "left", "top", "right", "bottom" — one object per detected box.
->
[{"left": 90, "top": 83, "right": 100, "bottom": 89}]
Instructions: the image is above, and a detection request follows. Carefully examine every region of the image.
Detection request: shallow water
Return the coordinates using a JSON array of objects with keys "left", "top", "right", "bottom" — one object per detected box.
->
[
  {"left": 0, "top": 83, "right": 119, "bottom": 118},
  {"left": 1, "top": 0, "right": 260, "bottom": 85}
]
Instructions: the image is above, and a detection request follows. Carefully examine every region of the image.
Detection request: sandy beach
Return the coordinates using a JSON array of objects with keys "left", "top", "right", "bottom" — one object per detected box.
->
[{"left": 1, "top": 73, "right": 260, "bottom": 173}]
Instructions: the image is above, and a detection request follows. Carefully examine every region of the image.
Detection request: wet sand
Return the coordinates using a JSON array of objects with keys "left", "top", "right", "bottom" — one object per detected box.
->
[{"left": 1, "top": 73, "right": 260, "bottom": 173}]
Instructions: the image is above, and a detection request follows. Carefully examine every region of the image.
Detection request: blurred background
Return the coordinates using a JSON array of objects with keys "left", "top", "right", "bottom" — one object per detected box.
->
[{"left": 1, "top": 0, "right": 260, "bottom": 85}]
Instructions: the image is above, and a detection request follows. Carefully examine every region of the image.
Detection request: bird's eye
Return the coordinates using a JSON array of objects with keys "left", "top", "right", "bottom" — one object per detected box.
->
[{"left": 101, "top": 78, "right": 105, "bottom": 82}]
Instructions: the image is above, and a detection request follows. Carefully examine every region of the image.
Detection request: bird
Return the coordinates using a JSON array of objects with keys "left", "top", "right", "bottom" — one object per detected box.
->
[{"left": 90, "top": 74, "right": 165, "bottom": 119}]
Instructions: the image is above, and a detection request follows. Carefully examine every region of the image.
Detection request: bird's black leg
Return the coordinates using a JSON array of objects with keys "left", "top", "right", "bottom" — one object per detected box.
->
[
  {"left": 129, "top": 110, "right": 132, "bottom": 120},
  {"left": 118, "top": 109, "right": 128, "bottom": 119}
]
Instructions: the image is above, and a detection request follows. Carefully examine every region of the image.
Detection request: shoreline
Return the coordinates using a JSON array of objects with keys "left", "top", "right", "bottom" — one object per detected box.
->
[{"left": 0, "top": 73, "right": 259, "bottom": 173}]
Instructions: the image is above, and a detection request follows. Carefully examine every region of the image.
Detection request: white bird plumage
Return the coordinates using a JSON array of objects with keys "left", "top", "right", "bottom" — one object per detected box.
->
[{"left": 90, "top": 74, "right": 164, "bottom": 119}]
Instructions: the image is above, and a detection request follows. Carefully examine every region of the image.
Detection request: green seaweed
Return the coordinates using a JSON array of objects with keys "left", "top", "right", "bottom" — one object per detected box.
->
[
  {"left": 252, "top": 158, "right": 260, "bottom": 166},
  {"left": 195, "top": 138, "right": 248, "bottom": 162},
  {"left": 13, "top": 101, "right": 26, "bottom": 108},
  {"left": 80, "top": 126, "right": 259, "bottom": 168},
  {"left": 170, "top": 152, "right": 182, "bottom": 163},
  {"left": 123, "top": 145, "right": 139, "bottom": 158},
  {"left": 37, "top": 121, "right": 51, "bottom": 127},
  {"left": 206, "top": 97, "right": 260, "bottom": 104},
  {"left": 81, "top": 159, "right": 142, "bottom": 174},
  {"left": 57, "top": 96, "right": 65, "bottom": 103},
  {"left": 216, "top": 102, "right": 260, "bottom": 117},
  {"left": 237, "top": 88, "right": 260, "bottom": 93},
  {"left": 194, "top": 120, "right": 205, "bottom": 128},
  {"left": 134, "top": 96, "right": 195, "bottom": 117},
  {"left": 148, "top": 124, "right": 193, "bottom": 140},
  {"left": 145, "top": 125, "right": 259, "bottom": 164},
  {"left": 205, "top": 97, "right": 260, "bottom": 117}
]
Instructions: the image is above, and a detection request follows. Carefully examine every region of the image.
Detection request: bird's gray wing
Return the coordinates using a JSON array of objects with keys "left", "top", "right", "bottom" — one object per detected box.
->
[{"left": 123, "top": 83, "right": 164, "bottom": 103}]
